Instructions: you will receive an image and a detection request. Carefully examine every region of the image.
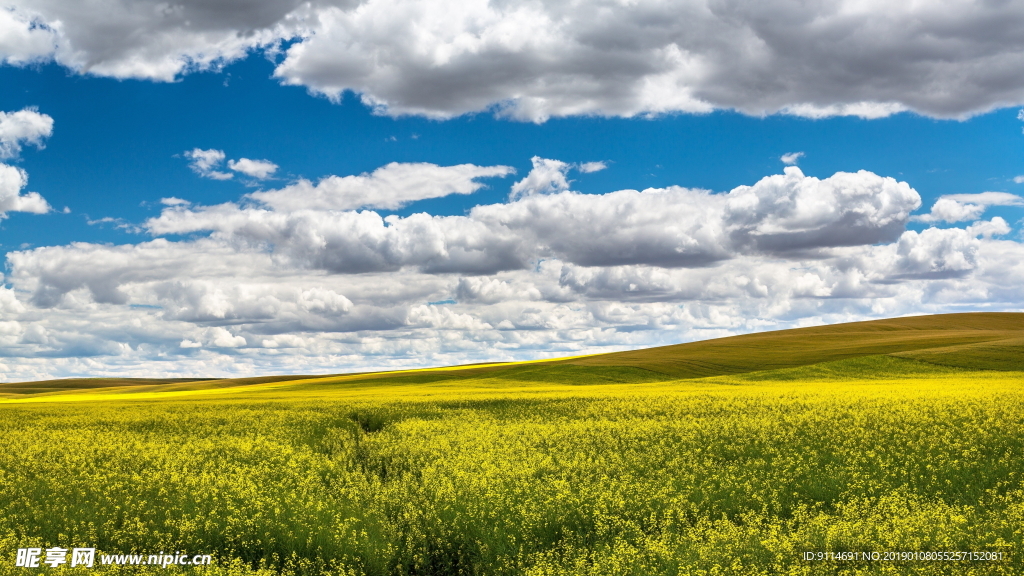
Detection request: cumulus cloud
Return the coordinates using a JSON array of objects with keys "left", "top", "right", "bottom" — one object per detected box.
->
[
  {"left": 3, "top": 159, "right": 1024, "bottom": 380},
  {"left": 0, "top": 163, "right": 50, "bottom": 217},
  {"left": 144, "top": 164, "right": 921, "bottom": 275},
  {"left": 228, "top": 158, "right": 278, "bottom": 180},
  {"left": 0, "top": 108, "right": 53, "bottom": 218},
  {"left": 915, "top": 198, "right": 986, "bottom": 224},
  {"left": 914, "top": 192, "right": 1024, "bottom": 223},
  {"left": 509, "top": 157, "right": 571, "bottom": 199},
  {"left": 248, "top": 161, "right": 514, "bottom": 211},
  {"left": 967, "top": 217, "right": 1012, "bottom": 239},
  {"left": 723, "top": 167, "right": 920, "bottom": 253},
  {"left": 456, "top": 276, "right": 541, "bottom": 305},
  {"left": 0, "top": 2, "right": 302, "bottom": 81},
  {"left": 0, "top": 107, "right": 53, "bottom": 160},
  {"left": 184, "top": 148, "right": 233, "bottom": 180},
  {"left": 270, "top": 0, "right": 1024, "bottom": 121},
  {"left": 185, "top": 151, "right": 283, "bottom": 181},
  {"left": 0, "top": 8, "right": 57, "bottom": 66},
  {"left": 206, "top": 327, "right": 247, "bottom": 348},
  {"left": 780, "top": 152, "right": 804, "bottom": 165},
  {"left": 509, "top": 157, "right": 608, "bottom": 199},
  {"left": 886, "top": 227, "right": 983, "bottom": 280},
  {"left": 147, "top": 205, "right": 527, "bottom": 275},
  {"left": 7, "top": 2, "right": 1024, "bottom": 121}
]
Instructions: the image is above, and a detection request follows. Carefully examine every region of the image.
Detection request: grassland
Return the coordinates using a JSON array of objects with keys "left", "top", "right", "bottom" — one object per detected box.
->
[{"left": 0, "top": 313, "right": 1022, "bottom": 575}]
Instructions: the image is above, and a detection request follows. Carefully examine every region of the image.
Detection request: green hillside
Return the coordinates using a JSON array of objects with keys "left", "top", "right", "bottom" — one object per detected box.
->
[
  {"left": 556, "top": 311, "right": 1024, "bottom": 377},
  {"left": 894, "top": 337, "right": 1024, "bottom": 371}
]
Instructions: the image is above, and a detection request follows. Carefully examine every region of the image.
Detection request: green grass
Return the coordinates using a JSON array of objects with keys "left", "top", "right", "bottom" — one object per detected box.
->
[
  {"left": 895, "top": 338, "right": 1024, "bottom": 372},
  {"left": 556, "top": 312, "right": 1024, "bottom": 378},
  {"left": 0, "top": 313, "right": 1022, "bottom": 575}
]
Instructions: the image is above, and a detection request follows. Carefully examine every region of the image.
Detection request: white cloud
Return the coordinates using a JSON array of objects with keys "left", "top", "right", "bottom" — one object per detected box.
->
[
  {"left": 207, "top": 327, "right": 247, "bottom": 348},
  {"left": 0, "top": 108, "right": 53, "bottom": 218},
  {"left": 943, "top": 192, "right": 1024, "bottom": 206},
  {"left": 779, "top": 102, "right": 908, "bottom": 120},
  {"left": 147, "top": 205, "right": 527, "bottom": 275},
  {"left": 7, "top": 2, "right": 1024, "bottom": 121},
  {"left": 722, "top": 167, "right": 920, "bottom": 253},
  {"left": 508, "top": 158, "right": 609, "bottom": 199},
  {"left": 0, "top": 107, "right": 53, "bottom": 160},
  {"left": 780, "top": 152, "right": 804, "bottom": 165},
  {"left": 913, "top": 198, "right": 986, "bottom": 224},
  {"left": 0, "top": 162, "right": 50, "bottom": 218},
  {"left": 914, "top": 192, "right": 1024, "bottom": 223},
  {"left": 184, "top": 148, "right": 233, "bottom": 180},
  {"left": 0, "top": 8, "right": 58, "bottom": 66},
  {"left": 248, "top": 161, "right": 514, "bottom": 211},
  {"left": 509, "top": 157, "right": 571, "bottom": 199},
  {"left": 143, "top": 164, "right": 921, "bottom": 276},
  {"left": 1014, "top": 176, "right": 1024, "bottom": 184},
  {"left": 968, "top": 217, "right": 1012, "bottom": 239},
  {"left": 889, "top": 227, "right": 981, "bottom": 280},
  {"left": 228, "top": 158, "right": 278, "bottom": 179},
  {"left": 3, "top": 159, "right": 1024, "bottom": 380},
  {"left": 0, "top": 2, "right": 300, "bottom": 81},
  {"left": 187, "top": 150, "right": 283, "bottom": 181},
  {"left": 456, "top": 276, "right": 542, "bottom": 304},
  {"left": 271, "top": 0, "right": 1024, "bottom": 121}
]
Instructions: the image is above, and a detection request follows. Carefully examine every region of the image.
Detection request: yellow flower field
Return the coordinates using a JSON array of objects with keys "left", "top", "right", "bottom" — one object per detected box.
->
[
  {"left": 1, "top": 314, "right": 1022, "bottom": 575},
  {"left": 0, "top": 358, "right": 1021, "bottom": 575}
]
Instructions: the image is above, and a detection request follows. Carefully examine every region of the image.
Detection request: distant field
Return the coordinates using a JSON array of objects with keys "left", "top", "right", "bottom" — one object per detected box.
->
[{"left": 0, "top": 313, "right": 1022, "bottom": 575}]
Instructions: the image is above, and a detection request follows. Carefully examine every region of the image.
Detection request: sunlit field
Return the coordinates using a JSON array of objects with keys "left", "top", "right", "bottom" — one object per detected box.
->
[{"left": 1, "top": 313, "right": 1022, "bottom": 575}]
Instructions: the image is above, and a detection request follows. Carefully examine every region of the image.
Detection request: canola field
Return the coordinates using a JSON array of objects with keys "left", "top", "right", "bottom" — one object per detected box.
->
[{"left": 1, "top": 314, "right": 1023, "bottom": 576}]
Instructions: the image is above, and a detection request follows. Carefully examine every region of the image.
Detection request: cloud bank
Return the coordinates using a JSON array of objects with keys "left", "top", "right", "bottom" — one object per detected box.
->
[
  {"left": 2, "top": 158, "right": 1022, "bottom": 380},
  {"left": 6, "top": 1, "right": 1024, "bottom": 120}
]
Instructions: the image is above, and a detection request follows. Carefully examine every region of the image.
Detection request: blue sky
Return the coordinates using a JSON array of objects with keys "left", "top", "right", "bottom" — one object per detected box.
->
[
  {"left": 2, "top": 0, "right": 1024, "bottom": 379},
  {"left": 4, "top": 55, "right": 1024, "bottom": 249}
]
